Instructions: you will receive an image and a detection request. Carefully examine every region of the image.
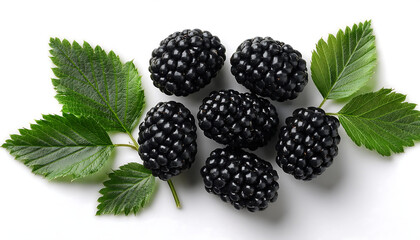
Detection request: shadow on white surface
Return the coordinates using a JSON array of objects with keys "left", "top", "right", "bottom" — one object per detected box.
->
[
  {"left": 307, "top": 150, "right": 345, "bottom": 190},
  {"left": 243, "top": 184, "right": 289, "bottom": 223}
]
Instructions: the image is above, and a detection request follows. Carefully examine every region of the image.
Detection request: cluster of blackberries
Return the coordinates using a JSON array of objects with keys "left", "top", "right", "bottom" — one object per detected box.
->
[
  {"left": 138, "top": 29, "right": 340, "bottom": 212},
  {"left": 197, "top": 89, "right": 280, "bottom": 210}
]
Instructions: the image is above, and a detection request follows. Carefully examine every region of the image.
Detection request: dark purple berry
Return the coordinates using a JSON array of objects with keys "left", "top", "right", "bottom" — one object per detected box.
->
[
  {"left": 149, "top": 29, "right": 226, "bottom": 96},
  {"left": 276, "top": 107, "right": 340, "bottom": 180},
  {"left": 138, "top": 101, "right": 197, "bottom": 180},
  {"left": 197, "top": 89, "right": 279, "bottom": 150},
  {"left": 231, "top": 37, "right": 308, "bottom": 102},
  {"left": 201, "top": 147, "right": 279, "bottom": 212}
]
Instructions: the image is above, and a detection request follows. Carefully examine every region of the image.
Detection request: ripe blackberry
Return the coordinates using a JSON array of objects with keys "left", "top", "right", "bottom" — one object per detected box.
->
[
  {"left": 138, "top": 101, "right": 197, "bottom": 180},
  {"left": 276, "top": 107, "right": 340, "bottom": 180},
  {"left": 197, "top": 89, "right": 279, "bottom": 150},
  {"left": 230, "top": 37, "right": 308, "bottom": 102},
  {"left": 149, "top": 29, "right": 226, "bottom": 96},
  {"left": 201, "top": 147, "right": 279, "bottom": 212}
]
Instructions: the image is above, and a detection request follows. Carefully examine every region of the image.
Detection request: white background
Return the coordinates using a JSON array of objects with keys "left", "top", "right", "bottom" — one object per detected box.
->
[{"left": 1, "top": 0, "right": 419, "bottom": 239}]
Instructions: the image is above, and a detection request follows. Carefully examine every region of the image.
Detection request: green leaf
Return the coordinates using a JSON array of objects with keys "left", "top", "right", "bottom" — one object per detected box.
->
[
  {"left": 311, "top": 20, "right": 377, "bottom": 100},
  {"left": 49, "top": 38, "right": 145, "bottom": 133},
  {"left": 96, "top": 163, "right": 156, "bottom": 215},
  {"left": 2, "top": 114, "right": 115, "bottom": 180},
  {"left": 338, "top": 89, "right": 420, "bottom": 156}
]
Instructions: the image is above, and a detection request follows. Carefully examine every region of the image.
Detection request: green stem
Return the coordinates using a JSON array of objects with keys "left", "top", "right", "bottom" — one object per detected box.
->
[
  {"left": 318, "top": 98, "right": 327, "bottom": 108},
  {"left": 127, "top": 132, "right": 139, "bottom": 150},
  {"left": 114, "top": 143, "right": 138, "bottom": 151},
  {"left": 326, "top": 112, "right": 339, "bottom": 116},
  {"left": 167, "top": 179, "right": 181, "bottom": 209}
]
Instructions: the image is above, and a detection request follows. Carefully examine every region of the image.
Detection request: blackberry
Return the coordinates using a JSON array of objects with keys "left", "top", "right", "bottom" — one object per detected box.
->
[
  {"left": 138, "top": 101, "right": 197, "bottom": 180},
  {"left": 149, "top": 29, "right": 226, "bottom": 96},
  {"left": 197, "top": 89, "right": 279, "bottom": 150},
  {"left": 230, "top": 37, "right": 308, "bottom": 102},
  {"left": 276, "top": 107, "right": 340, "bottom": 180},
  {"left": 201, "top": 147, "right": 279, "bottom": 212}
]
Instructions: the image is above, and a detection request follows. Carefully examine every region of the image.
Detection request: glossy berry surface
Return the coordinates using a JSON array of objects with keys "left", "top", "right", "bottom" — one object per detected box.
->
[
  {"left": 230, "top": 37, "right": 308, "bottom": 102},
  {"left": 138, "top": 101, "right": 197, "bottom": 180},
  {"left": 201, "top": 147, "right": 279, "bottom": 212},
  {"left": 276, "top": 107, "right": 340, "bottom": 180},
  {"left": 149, "top": 29, "right": 226, "bottom": 96},
  {"left": 197, "top": 89, "right": 279, "bottom": 150}
]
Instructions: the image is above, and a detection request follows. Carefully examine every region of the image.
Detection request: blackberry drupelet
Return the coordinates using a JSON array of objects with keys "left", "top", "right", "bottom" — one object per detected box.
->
[
  {"left": 197, "top": 89, "right": 279, "bottom": 150},
  {"left": 149, "top": 29, "right": 226, "bottom": 96},
  {"left": 276, "top": 107, "right": 340, "bottom": 180},
  {"left": 138, "top": 101, "right": 197, "bottom": 180},
  {"left": 201, "top": 147, "right": 279, "bottom": 212},
  {"left": 230, "top": 37, "right": 308, "bottom": 102}
]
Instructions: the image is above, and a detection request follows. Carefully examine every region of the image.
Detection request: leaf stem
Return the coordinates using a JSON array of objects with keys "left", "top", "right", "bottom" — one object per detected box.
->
[
  {"left": 127, "top": 132, "right": 139, "bottom": 150},
  {"left": 326, "top": 112, "right": 339, "bottom": 116},
  {"left": 114, "top": 144, "right": 138, "bottom": 151},
  {"left": 167, "top": 179, "right": 181, "bottom": 209},
  {"left": 318, "top": 98, "right": 327, "bottom": 108}
]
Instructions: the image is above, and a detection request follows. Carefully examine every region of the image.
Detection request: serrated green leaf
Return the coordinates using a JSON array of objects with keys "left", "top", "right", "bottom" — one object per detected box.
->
[
  {"left": 49, "top": 38, "right": 145, "bottom": 133},
  {"left": 311, "top": 20, "right": 377, "bottom": 100},
  {"left": 338, "top": 89, "right": 420, "bottom": 156},
  {"left": 96, "top": 163, "right": 156, "bottom": 215},
  {"left": 2, "top": 114, "right": 115, "bottom": 180}
]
